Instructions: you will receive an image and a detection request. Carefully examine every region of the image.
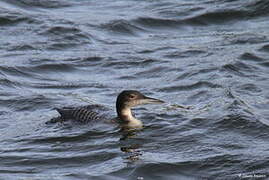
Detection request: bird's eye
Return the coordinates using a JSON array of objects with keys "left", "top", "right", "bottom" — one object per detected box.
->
[{"left": 129, "top": 94, "right": 135, "bottom": 99}]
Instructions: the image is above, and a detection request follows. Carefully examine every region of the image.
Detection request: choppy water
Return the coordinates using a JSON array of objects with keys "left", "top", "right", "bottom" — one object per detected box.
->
[{"left": 1, "top": 0, "right": 269, "bottom": 179}]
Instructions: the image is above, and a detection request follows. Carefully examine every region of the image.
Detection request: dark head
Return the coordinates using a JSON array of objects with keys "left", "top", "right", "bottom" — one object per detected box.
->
[{"left": 116, "top": 90, "right": 164, "bottom": 117}]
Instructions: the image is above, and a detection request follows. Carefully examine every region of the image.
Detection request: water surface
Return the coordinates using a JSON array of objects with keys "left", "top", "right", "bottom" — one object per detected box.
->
[{"left": 1, "top": 0, "right": 269, "bottom": 179}]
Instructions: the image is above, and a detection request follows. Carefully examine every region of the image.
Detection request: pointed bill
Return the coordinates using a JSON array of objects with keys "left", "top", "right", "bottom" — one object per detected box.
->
[{"left": 141, "top": 96, "right": 165, "bottom": 104}]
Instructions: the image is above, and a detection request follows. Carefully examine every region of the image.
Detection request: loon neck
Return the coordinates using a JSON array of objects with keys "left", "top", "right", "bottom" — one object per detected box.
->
[{"left": 118, "top": 107, "right": 143, "bottom": 129}]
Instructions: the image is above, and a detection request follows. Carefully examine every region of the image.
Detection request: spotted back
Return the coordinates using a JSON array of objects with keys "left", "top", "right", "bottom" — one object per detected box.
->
[
  {"left": 56, "top": 107, "right": 102, "bottom": 123},
  {"left": 70, "top": 108, "right": 101, "bottom": 122}
]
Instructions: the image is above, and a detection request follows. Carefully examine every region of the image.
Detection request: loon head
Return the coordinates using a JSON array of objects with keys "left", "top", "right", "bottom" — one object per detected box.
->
[{"left": 116, "top": 90, "right": 164, "bottom": 129}]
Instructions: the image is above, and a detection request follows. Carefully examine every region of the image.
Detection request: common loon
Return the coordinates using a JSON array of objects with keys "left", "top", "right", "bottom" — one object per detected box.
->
[{"left": 50, "top": 90, "right": 164, "bottom": 129}]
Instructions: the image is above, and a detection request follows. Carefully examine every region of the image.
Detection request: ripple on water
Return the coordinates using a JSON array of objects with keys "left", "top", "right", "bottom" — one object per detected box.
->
[
  {"left": 160, "top": 81, "right": 222, "bottom": 93},
  {"left": 220, "top": 61, "right": 260, "bottom": 77},
  {"left": 164, "top": 49, "right": 208, "bottom": 59},
  {"left": 223, "top": 33, "right": 268, "bottom": 45},
  {"left": 0, "top": 8, "right": 30, "bottom": 25},
  {"left": 101, "top": 58, "right": 159, "bottom": 69},
  {"left": 17, "top": 0, "right": 71, "bottom": 9},
  {"left": 246, "top": 0, "right": 269, "bottom": 17},
  {"left": 133, "top": 17, "right": 182, "bottom": 29},
  {"left": 110, "top": 162, "right": 197, "bottom": 180},
  {"left": 0, "top": 64, "right": 77, "bottom": 84},
  {"left": 38, "top": 25, "right": 92, "bottom": 50},
  {"left": 236, "top": 83, "right": 262, "bottom": 94},
  {"left": 175, "top": 67, "right": 218, "bottom": 80},
  {"left": 30, "top": 63, "right": 77, "bottom": 72},
  {"left": 133, "top": 66, "right": 169, "bottom": 78},
  {"left": 1, "top": 94, "right": 52, "bottom": 111},
  {"left": 184, "top": 10, "right": 247, "bottom": 25},
  {"left": 213, "top": 113, "right": 269, "bottom": 136},
  {"left": 259, "top": 44, "right": 269, "bottom": 52},
  {"left": 239, "top": 52, "right": 266, "bottom": 62},
  {"left": 101, "top": 19, "right": 147, "bottom": 36}
]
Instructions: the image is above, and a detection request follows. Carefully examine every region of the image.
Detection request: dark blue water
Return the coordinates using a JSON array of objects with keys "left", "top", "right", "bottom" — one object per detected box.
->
[{"left": 1, "top": 0, "right": 269, "bottom": 179}]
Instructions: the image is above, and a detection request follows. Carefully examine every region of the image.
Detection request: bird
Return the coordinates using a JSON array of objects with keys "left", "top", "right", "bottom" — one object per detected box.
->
[{"left": 48, "top": 90, "right": 164, "bottom": 129}]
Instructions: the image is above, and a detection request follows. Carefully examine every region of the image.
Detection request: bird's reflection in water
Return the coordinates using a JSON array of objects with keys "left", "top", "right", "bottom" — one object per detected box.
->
[
  {"left": 119, "top": 128, "right": 143, "bottom": 164},
  {"left": 120, "top": 128, "right": 139, "bottom": 140},
  {"left": 121, "top": 144, "right": 142, "bottom": 162}
]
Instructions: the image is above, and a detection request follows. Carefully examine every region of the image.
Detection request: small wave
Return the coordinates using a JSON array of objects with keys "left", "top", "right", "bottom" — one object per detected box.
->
[
  {"left": 246, "top": 0, "right": 269, "bottom": 17},
  {"left": 0, "top": 15, "right": 28, "bottom": 25},
  {"left": 7, "top": 44, "right": 36, "bottom": 51},
  {"left": 237, "top": 83, "right": 262, "bottom": 94},
  {"left": 239, "top": 52, "right": 266, "bottom": 62},
  {"left": 18, "top": 0, "right": 70, "bottom": 9},
  {"left": 259, "top": 44, "right": 269, "bottom": 52},
  {"left": 0, "top": 8, "right": 31, "bottom": 25},
  {"left": 38, "top": 25, "right": 91, "bottom": 50},
  {"left": 214, "top": 114, "right": 269, "bottom": 136},
  {"left": 1, "top": 94, "right": 52, "bottom": 111},
  {"left": 156, "top": 6, "right": 203, "bottom": 19},
  {"left": 101, "top": 58, "right": 158, "bottom": 69},
  {"left": 30, "top": 131, "right": 105, "bottom": 144},
  {"left": 39, "top": 25, "right": 90, "bottom": 39},
  {"left": 134, "top": 66, "right": 169, "bottom": 78},
  {"left": 116, "top": 75, "right": 136, "bottom": 80},
  {"left": 62, "top": 56, "right": 104, "bottom": 66},
  {"left": 175, "top": 67, "right": 217, "bottom": 81},
  {"left": 136, "top": 46, "right": 176, "bottom": 54},
  {"left": 133, "top": 17, "right": 181, "bottom": 29},
  {"left": 132, "top": 1, "right": 269, "bottom": 31},
  {"left": 29, "top": 63, "right": 76, "bottom": 72},
  {"left": 30, "top": 82, "right": 106, "bottom": 90},
  {"left": 101, "top": 19, "right": 146, "bottom": 36},
  {"left": 0, "top": 78, "right": 20, "bottom": 89},
  {"left": 184, "top": 10, "right": 246, "bottom": 25},
  {"left": 133, "top": 10, "right": 246, "bottom": 30},
  {"left": 79, "top": 56, "right": 103, "bottom": 62},
  {"left": 41, "top": 26, "right": 81, "bottom": 35},
  {"left": 0, "top": 65, "right": 37, "bottom": 79},
  {"left": 160, "top": 81, "right": 222, "bottom": 93},
  {"left": 0, "top": 64, "right": 84, "bottom": 87},
  {"left": 224, "top": 33, "right": 267, "bottom": 45},
  {"left": 0, "top": 65, "right": 67, "bottom": 84},
  {"left": 121, "top": 162, "right": 197, "bottom": 180},
  {"left": 182, "top": 1, "right": 269, "bottom": 26},
  {"left": 47, "top": 42, "right": 83, "bottom": 50},
  {"left": 220, "top": 61, "right": 259, "bottom": 77},
  {"left": 164, "top": 49, "right": 208, "bottom": 59},
  {"left": 259, "top": 62, "right": 269, "bottom": 68}
]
